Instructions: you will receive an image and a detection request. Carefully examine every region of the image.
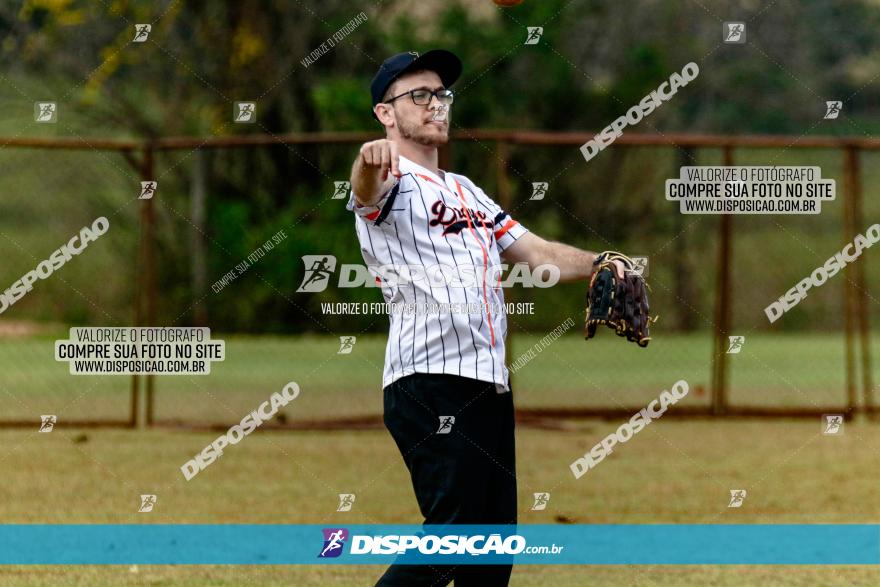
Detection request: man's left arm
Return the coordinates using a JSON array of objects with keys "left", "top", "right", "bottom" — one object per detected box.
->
[
  {"left": 502, "top": 232, "right": 620, "bottom": 282},
  {"left": 461, "top": 181, "right": 620, "bottom": 281}
]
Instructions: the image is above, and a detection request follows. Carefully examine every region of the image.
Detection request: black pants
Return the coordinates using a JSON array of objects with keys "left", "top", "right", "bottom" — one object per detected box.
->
[{"left": 376, "top": 373, "right": 517, "bottom": 587}]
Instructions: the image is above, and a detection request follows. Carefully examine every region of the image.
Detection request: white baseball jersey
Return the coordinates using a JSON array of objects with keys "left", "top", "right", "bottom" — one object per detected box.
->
[{"left": 347, "top": 155, "right": 529, "bottom": 391}]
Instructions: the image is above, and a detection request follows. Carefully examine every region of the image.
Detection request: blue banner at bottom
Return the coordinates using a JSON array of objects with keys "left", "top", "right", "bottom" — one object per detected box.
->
[{"left": 0, "top": 525, "right": 876, "bottom": 565}]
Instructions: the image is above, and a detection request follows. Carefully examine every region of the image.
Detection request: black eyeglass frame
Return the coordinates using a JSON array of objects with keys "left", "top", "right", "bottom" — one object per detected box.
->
[{"left": 383, "top": 88, "right": 455, "bottom": 106}]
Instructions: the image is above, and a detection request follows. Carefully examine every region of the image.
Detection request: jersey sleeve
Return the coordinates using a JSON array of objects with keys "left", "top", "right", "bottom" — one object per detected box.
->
[
  {"left": 346, "top": 178, "right": 404, "bottom": 226},
  {"left": 467, "top": 181, "right": 529, "bottom": 253}
]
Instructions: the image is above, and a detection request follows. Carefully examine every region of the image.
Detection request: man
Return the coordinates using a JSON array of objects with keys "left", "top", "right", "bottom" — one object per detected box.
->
[{"left": 347, "top": 49, "right": 625, "bottom": 586}]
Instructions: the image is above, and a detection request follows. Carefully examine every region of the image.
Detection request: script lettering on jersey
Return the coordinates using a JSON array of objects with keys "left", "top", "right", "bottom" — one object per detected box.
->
[{"left": 429, "top": 200, "right": 494, "bottom": 236}]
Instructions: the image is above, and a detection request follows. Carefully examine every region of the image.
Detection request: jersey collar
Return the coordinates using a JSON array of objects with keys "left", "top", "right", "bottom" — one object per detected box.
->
[{"left": 399, "top": 155, "right": 447, "bottom": 185}]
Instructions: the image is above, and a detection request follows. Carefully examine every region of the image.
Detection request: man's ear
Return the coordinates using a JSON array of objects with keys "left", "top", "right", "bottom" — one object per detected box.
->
[{"left": 375, "top": 103, "right": 395, "bottom": 128}]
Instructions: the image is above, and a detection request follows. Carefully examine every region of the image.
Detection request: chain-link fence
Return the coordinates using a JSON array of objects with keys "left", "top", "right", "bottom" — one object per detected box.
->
[
  {"left": 0, "top": 141, "right": 140, "bottom": 426},
  {"left": 0, "top": 131, "right": 875, "bottom": 429}
]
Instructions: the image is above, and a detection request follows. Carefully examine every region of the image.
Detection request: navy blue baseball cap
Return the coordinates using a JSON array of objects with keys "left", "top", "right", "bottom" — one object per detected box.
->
[{"left": 370, "top": 49, "right": 462, "bottom": 121}]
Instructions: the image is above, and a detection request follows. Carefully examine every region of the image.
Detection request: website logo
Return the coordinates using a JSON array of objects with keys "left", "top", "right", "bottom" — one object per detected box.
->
[
  {"left": 35, "top": 102, "right": 57, "bottom": 123},
  {"left": 525, "top": 27, "right": 543, "bottom": 45},
  {"left": 138, "top": 494, "right": 157, "bottom": 513},
  {"left": 824, "top": 101, "right": 842, "bottom": 120},
  {"left": 727, "top": 335, "right": 745, "bottom": 354},
  {"left": 39, "top": 415, "right": 57, "bottom": 432},
  {"left": 437, "top": 416, "right": 455, "bottom": 434},
  {"left": 139, "top": 181, "right": 157, "bottom": 200},
  {"left": 631, "top": 256, "right": 649, "bottom": 277},
  {"left": 724, "top": 22, "right": 746, "bottom": 43},
  {"left": 530, "top": 182, "right": 548, "bottom": 201},
  {"left": 319, "top": 528, "right": 349, "bottom": 558},
  {"left": 332, "top": 181, "right": 351, "bottom": 200},
  {"left": 531, "top": 492, "right": 550, "bottom": 511},
  {"left": 133, "top": 24, "right": 151, "bottom": 42},
  {"left": 823, "top": 414, "right": 844, "bottom": 435},
  {"left": 728, "top": 489, "right": 747, "bottom": 508},
  {"left": 337, "top": 336, "right": 356, "bottom": 355},
  {"left": 297, "top": 255, "right": 338, "bottom": 292},
  {"left": 234, "top": 102, "right": 256, "bottom": 123},
  {"left": 337, "top": 493, "right": 356, "bottom": 511}
]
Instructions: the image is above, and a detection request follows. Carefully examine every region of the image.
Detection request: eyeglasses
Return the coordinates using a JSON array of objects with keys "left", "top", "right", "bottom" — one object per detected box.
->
[{"left": 384, "top": 88, "right": 455, "bottom": 106}]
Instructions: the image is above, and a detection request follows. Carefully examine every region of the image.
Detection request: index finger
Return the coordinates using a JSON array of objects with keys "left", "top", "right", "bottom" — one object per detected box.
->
[{"left": 388, "top": 141, "right": 401, "bottom": 178}]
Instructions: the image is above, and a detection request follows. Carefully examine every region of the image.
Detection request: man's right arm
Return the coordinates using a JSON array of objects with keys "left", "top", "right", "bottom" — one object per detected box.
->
[{"left": 350, "top": 139, "right": 401, "bottom": 207}]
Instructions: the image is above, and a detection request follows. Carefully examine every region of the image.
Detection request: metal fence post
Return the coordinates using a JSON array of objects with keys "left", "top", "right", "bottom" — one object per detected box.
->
[
  {"left": 141, "top": 145, "right": 157, "bottom": 427},
  {"left": 676, "top": 147, "right": 698, "bottom": 331},
  {"left": 843, "top": 146, "right": 858, "bottom": 417},
  {"left": 130, "top": 153, "right": 143, "bottom": 428},
  {"left": 191, "top": 149, "right": 209, "bottom": 326},
  {"left": 853, "top": 157, "right": 874, "bottom": 415},
  {"left": 845, "top": 146, "right": 873, "bottom": 416},
  {"left": 711, "top": 146, "right": 734, "bottom": 415}
]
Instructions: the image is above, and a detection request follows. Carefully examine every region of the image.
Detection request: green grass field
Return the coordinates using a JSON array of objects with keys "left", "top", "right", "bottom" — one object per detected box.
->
[
  {"left": 1, "top": 422, "right": 879, "bottom": 585},
  {"left": 1, "top": 332, "right": 879, "bottom": 584},
  {"left": 1, "top": 331, "right": 873, "bottom": 424}
]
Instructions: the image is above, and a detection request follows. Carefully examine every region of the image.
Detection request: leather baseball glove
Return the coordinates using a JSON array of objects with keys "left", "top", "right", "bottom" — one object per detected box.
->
[{"left": 584, "top": 251, "right": 653, "bottom": 347}]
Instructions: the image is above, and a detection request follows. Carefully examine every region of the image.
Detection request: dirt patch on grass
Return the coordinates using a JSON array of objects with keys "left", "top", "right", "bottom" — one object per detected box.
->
[{"left": 0, "top": 320, "right": 50, "bottom": 338}]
